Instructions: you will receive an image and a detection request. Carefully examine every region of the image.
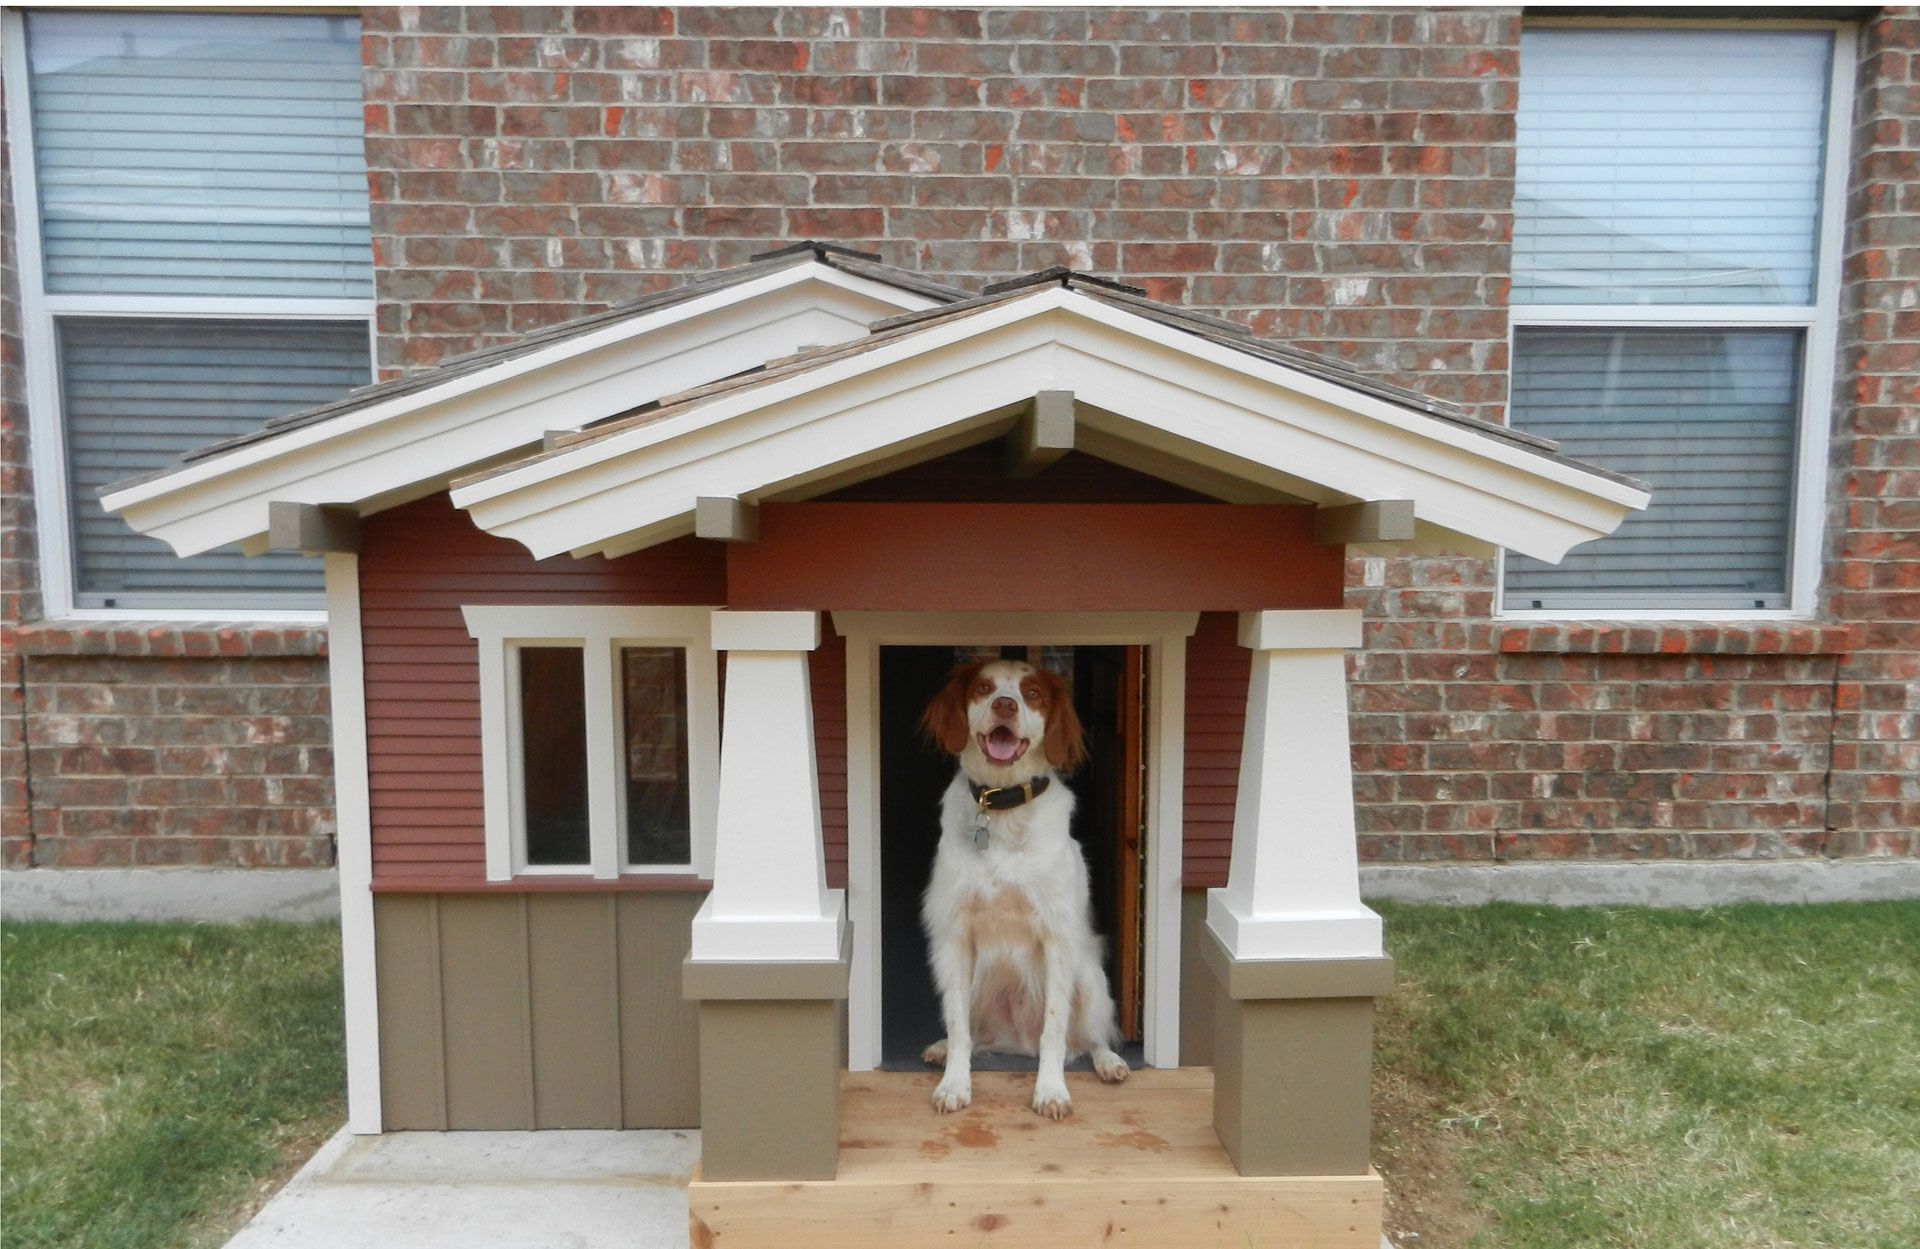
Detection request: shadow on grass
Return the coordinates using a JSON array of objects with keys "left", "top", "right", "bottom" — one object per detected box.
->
[{"left": 1, "top": 921, "right": 344, "bottom": 1249}]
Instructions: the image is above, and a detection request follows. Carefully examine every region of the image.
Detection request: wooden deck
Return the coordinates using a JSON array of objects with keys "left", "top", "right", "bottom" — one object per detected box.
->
[{"left": 688, "top": 1068, "right": 1383, "bottom": 1247}]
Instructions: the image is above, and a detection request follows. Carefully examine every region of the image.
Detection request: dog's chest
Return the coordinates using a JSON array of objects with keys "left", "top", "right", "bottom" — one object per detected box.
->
[{"left": 958, "top": 884, "right": 1042, "bottom": 952}]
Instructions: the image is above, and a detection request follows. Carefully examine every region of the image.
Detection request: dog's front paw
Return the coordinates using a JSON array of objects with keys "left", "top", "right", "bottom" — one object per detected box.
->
[
  {"left": 1032, "top": 1078, "right": 1073, "bottom": 1120},
  {"left": 931, "top": 1077, "right": 972, "bottom": 1113},
  {"left": 922, "top": 1038, "right": 948, "bottom": 1067},
  {"left": 1093, "top": 1049, "right": 1130, "bottom": 1084}
]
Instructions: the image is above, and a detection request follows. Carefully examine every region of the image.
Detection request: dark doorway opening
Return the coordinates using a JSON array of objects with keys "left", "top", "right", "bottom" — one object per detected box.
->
[{"left": 877, "top": 643, "right": 1146, "bottom": 1070}]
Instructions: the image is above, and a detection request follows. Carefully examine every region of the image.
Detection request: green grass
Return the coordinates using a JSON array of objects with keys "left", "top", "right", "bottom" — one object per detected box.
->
[
  {"left": 4, "top": 907, "right": 1915, "bottom": 1249},
  {"left": 0, "top": 922, "right": 345, "bottom": 1249},
  {"left": 1372, "top": 902, "right": 1920, "bottom": 1249}
]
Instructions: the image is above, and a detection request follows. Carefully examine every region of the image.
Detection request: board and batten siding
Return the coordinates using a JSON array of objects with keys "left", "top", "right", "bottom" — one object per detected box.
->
[{"left": 374, "top": 890, "right": 703, "bottom": 1129}]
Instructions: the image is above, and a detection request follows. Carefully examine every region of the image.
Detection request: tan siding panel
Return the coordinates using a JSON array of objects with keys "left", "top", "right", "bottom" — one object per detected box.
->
[
  {"left": 437, "top": 894, "right": 534, "bottom": 1129},
  {"left": 1184, "top": 612, "right": 1248, "bottom": 888},
  {"left": 618, "top": 891, "right": 703, "bottom": 1128},
  {"left": 373, "top": 894, "right": 448, "bottom": 1130},
  {"left": 527, "top": 895, "right": 624, "bottom": 1128}
]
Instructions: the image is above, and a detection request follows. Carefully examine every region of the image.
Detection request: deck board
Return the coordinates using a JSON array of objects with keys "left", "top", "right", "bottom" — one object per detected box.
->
[{"left": 689, "top": 1069, "right": 1383, "bottom": 1248}]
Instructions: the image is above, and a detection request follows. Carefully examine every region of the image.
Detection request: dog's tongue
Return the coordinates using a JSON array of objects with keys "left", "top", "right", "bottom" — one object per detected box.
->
[{"left": 985, "top": 726, "right": 1023, "bottom": 763}]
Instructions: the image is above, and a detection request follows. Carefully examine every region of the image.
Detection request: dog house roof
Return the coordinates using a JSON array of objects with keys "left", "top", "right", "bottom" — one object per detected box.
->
[{"left": 102, "top": 251, "right": 1650, "bottom": 566}]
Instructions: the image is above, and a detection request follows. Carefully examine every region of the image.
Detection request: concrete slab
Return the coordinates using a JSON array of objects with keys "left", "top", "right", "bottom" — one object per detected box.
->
[
  {"left": 1362, "top": 860, "right": 1920, "bottom": 907},
  {"left": 1, "top": 868, "right": 339, "bottom": 922},
  {"left": 222, "top": 1128, "right": 700, "bottom": 1249}
]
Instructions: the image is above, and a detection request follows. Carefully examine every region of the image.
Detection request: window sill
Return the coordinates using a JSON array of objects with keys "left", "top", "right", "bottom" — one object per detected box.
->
[
  {"left": 10, "top": 620, "right": 329, "bottom": 658},
  {"left": 1495, "top": 620, "right": 1862, "bottom": 656},
  {"left": 370, "top": 874, "right": 712, "bottom": 894}
]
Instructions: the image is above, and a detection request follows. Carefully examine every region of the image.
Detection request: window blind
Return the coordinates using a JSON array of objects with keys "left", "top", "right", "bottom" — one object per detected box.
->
[
  {"left": 1513, "top": 28, "right": 1831, "bottom": 306},
  {"left": 59, "top": 318, "right": 371, "bottom": 608},
  {"left": 1504, "top": 327, "right": 1800, "bottom": 611},
  {"left": 25, "top": 10, "right": 372, "bottom": 299}
]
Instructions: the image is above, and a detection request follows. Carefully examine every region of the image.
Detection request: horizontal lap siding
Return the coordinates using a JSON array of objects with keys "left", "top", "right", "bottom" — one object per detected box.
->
[
  {"left": 812, "top": 623, "right": 849, "bottom": 889},
  {"left": 361, "top": 494, "right": 725, "bottom": 885},
  {"left": 1183, "top": 612, "right": 1248, "bottom": 888}
]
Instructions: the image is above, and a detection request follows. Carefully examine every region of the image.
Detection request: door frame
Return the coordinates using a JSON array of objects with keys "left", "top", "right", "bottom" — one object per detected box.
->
[{"left": 834, "top": 610, "right": 1200, "bottom": 1072}]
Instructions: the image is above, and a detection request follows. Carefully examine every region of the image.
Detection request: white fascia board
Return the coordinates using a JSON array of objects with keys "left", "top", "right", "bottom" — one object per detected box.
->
[
  {"left": 1042, "top": 322, "right": 1645, "bottom": 562},
  {"left": 100, "top": 264, "right": 939, "bottom": 556},
  {"left": 453, "top": 288, "right": 1648, "bottom": 563},
  {"left": 451, "top": 292, "right": 1072, "bottom": 555}
]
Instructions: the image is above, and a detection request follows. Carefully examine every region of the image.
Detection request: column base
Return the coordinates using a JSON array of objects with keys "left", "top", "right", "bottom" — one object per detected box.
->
[
  {"left": 1206, "top": 888, "right": 1383, "bottom": 961},
  {"left": 685, "top": 925, "right": 851, "bottom": 1181},
  {"left": 1202, "top": 926, "right": 1393, "bottom": 1178}
]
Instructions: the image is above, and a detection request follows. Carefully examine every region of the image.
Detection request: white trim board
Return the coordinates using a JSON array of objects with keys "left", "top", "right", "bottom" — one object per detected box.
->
[
  {"left": 324, "top": 552, "right": 382, "bottom": 1134},
  {"left": 450, "top": 287, "right": 1647, "bottom": 566},
  {"left": 101, "top": 264, "right": 943, "bottom": 560},
  {"left": 462, "top": 605, "right": 722, "bottom": 883},
  {"left": 833, "top": 611, "right": 1198, "bottom": 1073}
]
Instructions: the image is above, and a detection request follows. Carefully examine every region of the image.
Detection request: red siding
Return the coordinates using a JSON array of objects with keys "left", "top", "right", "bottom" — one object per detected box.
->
[
  {"left": 729, "top": 503, "right": 1345, "bottom": 613},
  {"left": 1183, "top": 612, "right": 1249, "bottom": 888},
  {"left": 361, "top": 495, "right": 725, "bottom": 886},
  {"left": 812, "top": 623, "right": 848, "bottom": 889}
]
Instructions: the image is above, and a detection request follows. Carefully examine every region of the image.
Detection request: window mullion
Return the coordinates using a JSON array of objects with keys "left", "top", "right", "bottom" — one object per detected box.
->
[{"left": 582, "top": 635, "right": 623, "bottom": 880}]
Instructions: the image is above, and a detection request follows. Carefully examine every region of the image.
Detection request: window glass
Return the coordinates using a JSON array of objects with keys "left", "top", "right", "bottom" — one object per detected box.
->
[
  {"left": 1513, "top": 28, "right": 1831, "bottom": 305},
  {"left": 519, "top": 647, "right": 590, "bottom": 867},
  {"left": 622, "top": 647, "right": 692, "bottom": 867},
  {"left": 58, "top": 318, "right": 367, "bottom": 608},
  {"left": 1505, "top": 327, "right": 1801, "bottom": 610},
  {"left": 25, "top": 10, "right": 372, "bottom": 298}
]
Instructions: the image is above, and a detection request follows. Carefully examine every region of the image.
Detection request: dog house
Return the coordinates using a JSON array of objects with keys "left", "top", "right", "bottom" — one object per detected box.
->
[{"left": 105, "top": 244, "right": 1647, "bottom": 1247}]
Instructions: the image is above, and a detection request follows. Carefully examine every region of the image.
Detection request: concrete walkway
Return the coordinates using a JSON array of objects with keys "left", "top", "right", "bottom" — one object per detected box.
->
[{"left": 223, "top": 1127, "right": 699, "bottom": 1249}]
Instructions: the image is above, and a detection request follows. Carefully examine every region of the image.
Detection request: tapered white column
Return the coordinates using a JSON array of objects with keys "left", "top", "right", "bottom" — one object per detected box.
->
[
  {"left": 1207, "top": 609, "right": 1382, "bottom": 961},
  {"left": 690, "top": 611, "right": 846, "bottom": 962}
]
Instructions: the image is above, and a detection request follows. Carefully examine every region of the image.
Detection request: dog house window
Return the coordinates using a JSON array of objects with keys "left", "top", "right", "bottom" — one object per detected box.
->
[
  {"left": 464, "top": 607, "right": 720, "bottom": 882},
  {"left": 621, "top": 647, "right": 692, "bottom": 867}
]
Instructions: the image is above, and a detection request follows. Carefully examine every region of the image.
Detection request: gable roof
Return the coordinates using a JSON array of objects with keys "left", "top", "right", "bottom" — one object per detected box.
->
[
  {"left": 100, "top": 245, "right": 964, "bottom": 558},
  {"left": 446, "top": 272, "right": 1649, "bottom": 564},
  {"left": 103, "top": 257, "right": 1648, "bottom": 568}
]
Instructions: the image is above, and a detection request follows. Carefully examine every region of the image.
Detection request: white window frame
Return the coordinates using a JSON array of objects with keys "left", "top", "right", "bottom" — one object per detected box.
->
[
  {"left": 463, "top": 605, "right": 721, "bottom": 883},
  {"left": 2, "top": 7, "right": 374, "bottom": 622},
  {"left": 1499, "top": 17, "right": 1856, "bottom": 622}
]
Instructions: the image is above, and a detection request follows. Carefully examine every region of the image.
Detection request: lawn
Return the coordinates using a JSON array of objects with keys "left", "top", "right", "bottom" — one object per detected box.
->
[
  {"left": 2, "top": 905, "right": 1915, "bottom": 1249},
  {"left": 1373, "top": 901, "right": 1920, "bottom": 1249},
  {"left": 0, "top": 922, "right": 344, "bottom": 1249}
]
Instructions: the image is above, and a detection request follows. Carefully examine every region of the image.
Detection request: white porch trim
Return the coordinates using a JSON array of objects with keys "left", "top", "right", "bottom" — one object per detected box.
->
[
  {"left": 448, "top": 287, "right": 1648, "bottom": 565},
  {"left": 101, "top": 263, "right": 943, "bottom": 559},
  {"left": 324, "top": 552, "right": 382, "bottom": 1133},
  {"left": 690, "top": 611, "right": 847, "bottom": 964},
  {"left": 1207, "top": 609, "right": 1384, "bottom": 963},
  {"left": 832, "top": 610, "right": 1199, "bottom": 1072}
]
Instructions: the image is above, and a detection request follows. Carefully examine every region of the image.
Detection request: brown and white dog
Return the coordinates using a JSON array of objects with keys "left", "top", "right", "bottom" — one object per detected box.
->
[{"left": 918, "top": 659, "right": 1128, "bottom": 1119}]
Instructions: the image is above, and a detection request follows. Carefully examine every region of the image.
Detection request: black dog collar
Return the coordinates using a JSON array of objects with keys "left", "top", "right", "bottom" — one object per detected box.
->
[{"left": 969, "top": 776, "right": 1050, "bottom": 813}]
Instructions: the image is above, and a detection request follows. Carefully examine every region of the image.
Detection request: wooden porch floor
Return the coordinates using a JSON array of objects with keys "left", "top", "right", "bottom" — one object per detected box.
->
[{"left": 688, "top": 1068, "right": 1383, "bottom": 1247}]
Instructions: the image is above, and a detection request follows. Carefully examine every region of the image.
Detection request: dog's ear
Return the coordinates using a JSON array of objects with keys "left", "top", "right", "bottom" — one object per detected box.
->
[
  {"left": 920, "top": 663, "right": 982, "bottom": 756},
  {"left": 1037, "top": 668, "right": 1087, "bottom": 772}
]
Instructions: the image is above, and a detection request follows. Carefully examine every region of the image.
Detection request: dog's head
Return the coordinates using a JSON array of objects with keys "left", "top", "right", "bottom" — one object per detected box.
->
[{"left": 921, "top": 659, "right": 1087, "bottom": 781}]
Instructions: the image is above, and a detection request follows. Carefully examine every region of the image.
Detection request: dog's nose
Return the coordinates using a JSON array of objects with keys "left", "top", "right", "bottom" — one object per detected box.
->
[{"left": 991, "top": 696, "right": 1018, "bottom": 718}]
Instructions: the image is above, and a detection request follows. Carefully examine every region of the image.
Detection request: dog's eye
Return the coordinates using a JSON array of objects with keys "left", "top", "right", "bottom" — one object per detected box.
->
[
  {"left": 973, "top": 681, "right": 993, "bottom": 697},
  {"left": 1022, "top": 685, "right": 1041, "bottom": 703}
]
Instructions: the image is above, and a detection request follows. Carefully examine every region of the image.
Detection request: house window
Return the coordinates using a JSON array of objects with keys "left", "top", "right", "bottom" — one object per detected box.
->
[
  {"left": 464, "top": 607, "right": 720, "bottom": 882},
  {"left": 1503, "top": 25, "right": 1849, "bottom": 615},
  {"left": 7, "top": 9, "right": 373, "bottom": 615}
]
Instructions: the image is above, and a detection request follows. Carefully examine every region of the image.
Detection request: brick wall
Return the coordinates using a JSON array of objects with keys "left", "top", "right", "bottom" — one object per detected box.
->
[
  {"left": 5, "top": 6, "right": 1914, "bottom": 872},
  {"left": 360, "top": 5, "right": 1515, "bottom": 420},
  {"left": 2, "top": 95, "right": 37, "bottom": 866},
  {"left": 1828, "top": 10, "right": 1920, "bottom": 853}
]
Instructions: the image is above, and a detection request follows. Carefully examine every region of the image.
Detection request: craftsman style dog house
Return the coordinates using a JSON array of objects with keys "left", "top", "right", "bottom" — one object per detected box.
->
[{"left": 105, "top": 245, "right": 1646, "bottom": 1246}]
